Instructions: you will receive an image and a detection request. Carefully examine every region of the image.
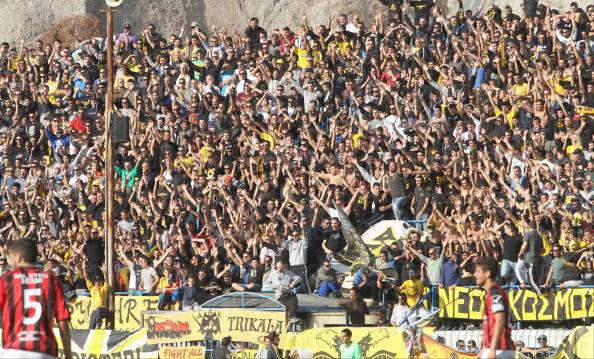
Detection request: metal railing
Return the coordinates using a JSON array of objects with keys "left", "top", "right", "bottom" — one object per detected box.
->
[{"left": 431, "top": 328, "right": 569, "bottom": 355}]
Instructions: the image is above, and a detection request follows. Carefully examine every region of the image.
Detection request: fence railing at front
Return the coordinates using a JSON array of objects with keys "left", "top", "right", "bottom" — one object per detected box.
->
[{"left": 431, "top": 328, "right": 569, "bottom": 357}]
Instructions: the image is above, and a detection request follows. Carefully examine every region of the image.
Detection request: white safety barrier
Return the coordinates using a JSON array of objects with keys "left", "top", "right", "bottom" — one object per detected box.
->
[{"left": 431, "top": 328, "right": 571, "bottom": 352}]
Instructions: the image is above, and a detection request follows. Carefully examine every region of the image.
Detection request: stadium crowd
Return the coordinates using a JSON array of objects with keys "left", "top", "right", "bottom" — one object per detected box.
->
[{"left": 0, "top": 0, "right": 593, "bottom": 331}]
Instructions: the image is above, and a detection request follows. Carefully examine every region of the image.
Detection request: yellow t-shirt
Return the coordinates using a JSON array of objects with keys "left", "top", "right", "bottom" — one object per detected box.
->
[
  {"left": 170, "top": 46, "right": 187, "bottom": 63},
  {"left": 85, "top": 279, "right": 109, "bottom": 309},
  {"left": 198, "top": 145, "right": 212, "bottom": 162},
  {"left": 566, "top": 144, "right": 583, "bottom": 154},
  {"left": 127, "top": 63, "right": 140, "bottom": 74},
  {"left": 337, "top": 40, "right": 352, "bottom": 56},
  {"left": 259, "top": 132, "right": 275, "bottom": 148},
  {"left": 400, "top": 279, "right": 424, "bottom": 307},
  {"left": 8, "top": 57, "right": 20, "bottom": 71},
  {"left": 174, "top": 156, "right": 194, "bottom": 168},
  {"left": 513, "top": 83, "right": 529, "bottom": 97},
  {"left": 157, "top": 277, "right": 171, "bottom": 290},
  {"left": 495, "top": 107, "right": 517, "bottom": 128},
  {"left": 296, "top": 47, "right": 310, "bottom": 69},
  {"left": 352, "top": 133, "right": 365, "bottom": 148}
]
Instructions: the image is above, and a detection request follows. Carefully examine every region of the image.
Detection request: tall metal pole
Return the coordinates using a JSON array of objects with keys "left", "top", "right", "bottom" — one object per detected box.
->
[{"left": 104, "top": 6, "right": 116, "bottom": 330}]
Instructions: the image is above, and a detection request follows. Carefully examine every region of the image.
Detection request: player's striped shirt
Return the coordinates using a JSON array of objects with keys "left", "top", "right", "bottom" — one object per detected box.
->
[
  {"left": 0, "top": 267, "right": 71, "bottom": 356},
  {"left": 482, "top": 283, "right": 515, "bottom": 351}
]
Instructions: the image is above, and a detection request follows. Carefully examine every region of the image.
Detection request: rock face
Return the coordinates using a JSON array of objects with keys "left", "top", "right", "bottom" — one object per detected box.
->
[
  {"left": 0, "top": 0, "right": 589, "bottom": 46},
  {"left": 0, "top": 0, "right": 87, "bottom": 46}
]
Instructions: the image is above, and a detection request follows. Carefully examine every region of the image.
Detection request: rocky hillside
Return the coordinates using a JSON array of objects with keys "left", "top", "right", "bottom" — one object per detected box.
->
[{"left": 0, "top": 0, "right": 588, "bottom": 46}]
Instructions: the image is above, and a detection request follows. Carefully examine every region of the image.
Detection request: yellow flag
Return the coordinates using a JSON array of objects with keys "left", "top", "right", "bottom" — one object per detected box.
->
[{"left": 576, "top": 105, "right": 594, "bottom": 115}]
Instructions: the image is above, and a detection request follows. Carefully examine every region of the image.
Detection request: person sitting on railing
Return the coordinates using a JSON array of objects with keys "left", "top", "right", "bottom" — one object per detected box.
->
[
  {"left": 231, "top": 256, "right": 264, "bottom": 292},
  {"left": 156, "top": 266, "right": 180, "bottom": 310},
  {"left": 318, "top": 272, "right": 345, "bottom": 298},
  {"left": 312, "top": 259, "right": 337, "bottom": 293},
  {"left": 174, "top": 276, "right": 205, "bottom": 311},
  {"left": 543, "top": 244, "right": 584, "bottom": 289},
  {"left": 263, "top": 259, "right": 301, "bottom": 321},
  {"left": 204, "top": 281, "right": 221, "bottom": 302},
  {"left": 218, "top": 272, "right": 236, "bottom": 295}
]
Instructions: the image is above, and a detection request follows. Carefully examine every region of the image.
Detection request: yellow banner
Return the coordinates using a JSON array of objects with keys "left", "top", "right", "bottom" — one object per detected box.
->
[
  {"left": 67, "top": 295, "right": 174, "bottom": 330},
  {"left": 289, "top": 327, "right": 399, "bottom": 358},
  {"left": 286, "top": 327, "right": 475, "bottom": 359},
  {"left": 437, "top": 287, "right": 594, "bottom": 321},
  {"left": 231, "top": 349, "right": 261, "bottom": 359},
  {"left": 144, "top": 309, "right": 286, "bottom": 345},
  {"left": 158, "top": 346, "right": 205, "bottom": 359},
  {"left": 0, "top": 328, "right": 160, "bottom": 359},
  {"left": 576, "top": 105, "right": 594, "bottom": 115}
]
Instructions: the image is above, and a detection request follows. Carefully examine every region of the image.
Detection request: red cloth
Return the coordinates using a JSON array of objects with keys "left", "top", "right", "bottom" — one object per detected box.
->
[{"left": 70, "top": 116, "right": 88, "bottom": 134}]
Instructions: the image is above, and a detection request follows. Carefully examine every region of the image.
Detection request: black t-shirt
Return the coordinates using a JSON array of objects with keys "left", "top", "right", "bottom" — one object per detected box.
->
[
  {"left": 85, "top": 239, "right": 104, "bottom": 266},
  {"left": 380, "top": 0, "right": 404, "bottom": 21},
  {"left": 410, "top": 0, "right": 434, "bottom": 21},
  {"left": 502, "top": 233, "right": 523, "bottom": 261},
  {"left": 396, "top": 257, "right": 421, "bottom": 282},
  {"left": 324, "top": 229, "right": 346, "bottom": 252},
  {"left": 523, "top": 0, "right": 539, "bottom": 17}
]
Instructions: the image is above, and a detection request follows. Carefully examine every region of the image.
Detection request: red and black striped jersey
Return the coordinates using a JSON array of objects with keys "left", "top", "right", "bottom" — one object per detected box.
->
[
  {"left": 482, "top": 283, "right": 515, "bottom": 351},
  {"left": 0, "top": 267, "right": 71, "bottom": 356}
]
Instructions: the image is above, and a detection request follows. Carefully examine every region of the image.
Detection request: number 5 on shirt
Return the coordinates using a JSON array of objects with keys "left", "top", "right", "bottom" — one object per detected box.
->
[{"left": 23, "top": 288, "right": 42, "bottom": 325}]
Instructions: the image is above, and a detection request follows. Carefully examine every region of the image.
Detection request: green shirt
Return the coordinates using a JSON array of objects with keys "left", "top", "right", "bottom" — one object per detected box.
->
[
  {"left": 551, "top": 257, "right": 567, "bottom": 284},
  {"left": 339, "top": 342, "right": 362, "bottom": 359},
  {"left": 114, "top": 165, "right": 138, "bottom": 189}
]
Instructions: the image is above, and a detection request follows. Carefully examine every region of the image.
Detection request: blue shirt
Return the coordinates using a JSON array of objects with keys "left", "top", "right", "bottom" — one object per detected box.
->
[
  {"left": 353, "top": 269, "right": 377, "bottom": 288},
  {"left": 318, "top": 280, "right": 342, "bottom": 297},
  {"left": 440, "top": 259, "right": 460, "bottom": 287}
]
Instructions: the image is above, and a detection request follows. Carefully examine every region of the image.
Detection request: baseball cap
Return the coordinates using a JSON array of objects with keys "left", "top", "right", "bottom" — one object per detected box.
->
[{"left": 191, "top": 21, "right": 198, "bottom": 27}]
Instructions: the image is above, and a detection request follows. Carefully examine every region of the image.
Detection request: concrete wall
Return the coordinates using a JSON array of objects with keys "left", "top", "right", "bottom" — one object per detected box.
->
[{"left": 0, "top": 0, "right": 87, "bottom": 46}]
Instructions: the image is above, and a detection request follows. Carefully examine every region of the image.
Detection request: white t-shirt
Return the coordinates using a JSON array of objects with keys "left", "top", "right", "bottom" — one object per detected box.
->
[
  {"left": 140, "top": 266, "right": 158, "bottom": 292},
  {"left": 390, "top": 304, "right": 411, "bottom": 326}
]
